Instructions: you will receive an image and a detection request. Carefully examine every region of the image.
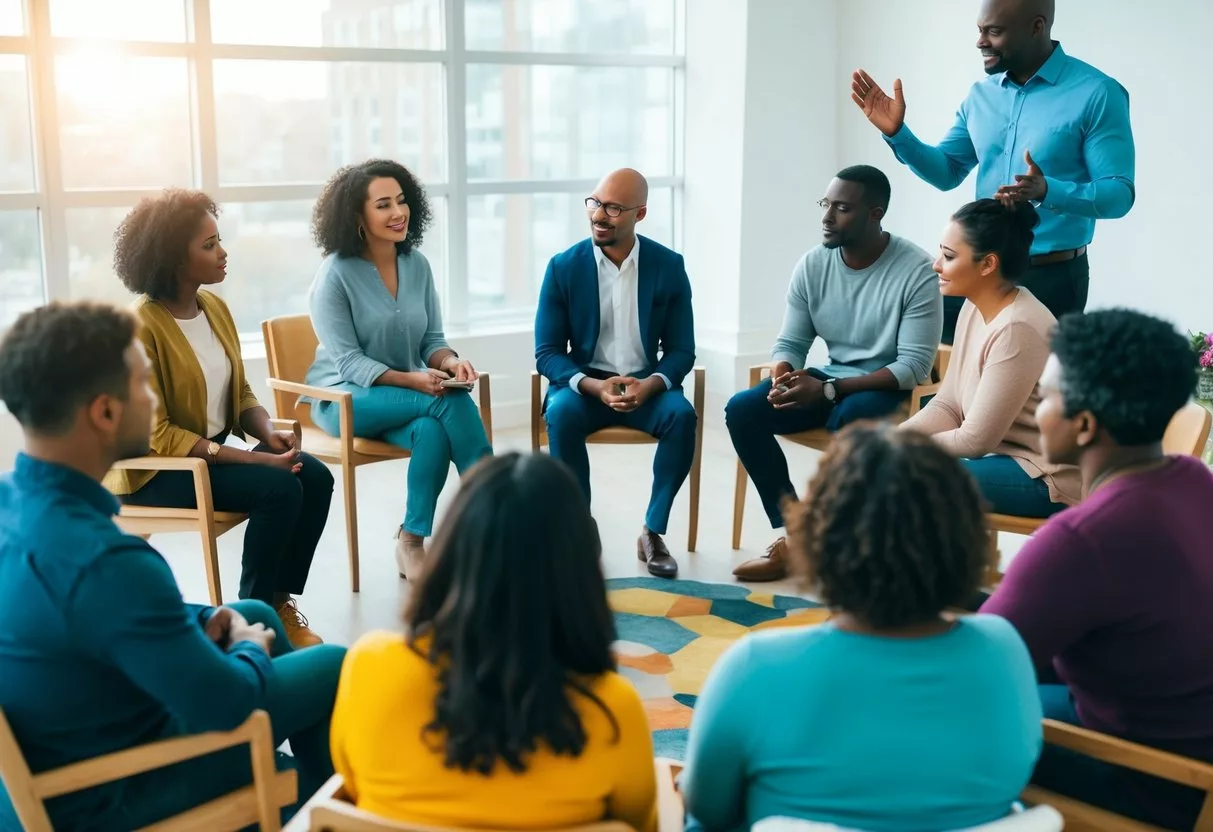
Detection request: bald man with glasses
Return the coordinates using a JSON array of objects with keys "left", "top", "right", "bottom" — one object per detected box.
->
[{"left": 534, "top": 168, "right": 696, "bottom": 578}]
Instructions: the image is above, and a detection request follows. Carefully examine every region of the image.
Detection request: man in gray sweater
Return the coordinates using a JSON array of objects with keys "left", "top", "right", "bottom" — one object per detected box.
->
[{"left": 728, "top": 165, "right": 942, "bottom": 581}]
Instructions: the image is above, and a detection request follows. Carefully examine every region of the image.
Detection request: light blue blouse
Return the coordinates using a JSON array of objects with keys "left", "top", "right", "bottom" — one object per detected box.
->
[{"left": 306, "top": 250, "right": 448, "bottom": 389}]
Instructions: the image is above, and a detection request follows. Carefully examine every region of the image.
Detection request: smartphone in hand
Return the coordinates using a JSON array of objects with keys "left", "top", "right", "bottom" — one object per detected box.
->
[{"left": 440, "top": 378, "right": 475, "bottom": 390}]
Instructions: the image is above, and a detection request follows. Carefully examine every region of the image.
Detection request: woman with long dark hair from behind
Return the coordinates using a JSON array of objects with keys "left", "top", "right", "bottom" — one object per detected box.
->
[
  {"left": 329, "top": 452, "right": 657, "bottom": 831},
  {"left": 682, "top": 424, "right": 1042, "bottom": 831},
  {"left": 901, "top": 199, "right": 1080, "bottom": 517}
]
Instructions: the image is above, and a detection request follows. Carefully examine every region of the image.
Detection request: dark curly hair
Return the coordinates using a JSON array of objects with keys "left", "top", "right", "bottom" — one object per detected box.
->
[
  {"left": 951, "top": 198, "right": 1039, "bottom": 281},
  {"left": 0, "top": 302, "right": 136, "bottom": 435},
  {"left": 784, "top": 423, "right": 990, "bottom": 629},
  {"left": 1053, "top": 309, "right": 1196, "bottom": 446},
  {"left": 113, "top": 189, "right": 218, "bottom": 300},
  {"left": 311, "top": 158, "right": 432, "bottom": 257},
  {"left": 404, "top": 452, "right": 618, "bottom": 775}
]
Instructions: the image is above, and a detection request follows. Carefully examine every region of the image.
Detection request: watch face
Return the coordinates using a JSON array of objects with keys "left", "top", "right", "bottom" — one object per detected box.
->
[{"left": 824, "top": 382, "right": 837, "bottom": 401}]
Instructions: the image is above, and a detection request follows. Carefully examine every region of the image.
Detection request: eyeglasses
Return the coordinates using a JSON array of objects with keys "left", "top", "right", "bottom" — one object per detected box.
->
[
  {"left": 584, "top": 197, "right": 644, "bottom": 218},
  {"left": 816, "top": 198, "right": 831, "bottom": 210}
]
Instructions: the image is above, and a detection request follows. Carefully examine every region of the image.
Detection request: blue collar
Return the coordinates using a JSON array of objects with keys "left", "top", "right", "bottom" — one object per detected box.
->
[
  {"left": 14, "top": 453, "right": 121, "bottom": 517},
  {"left": 999, "top": 41, "right": 1066, "bottom": 87}
]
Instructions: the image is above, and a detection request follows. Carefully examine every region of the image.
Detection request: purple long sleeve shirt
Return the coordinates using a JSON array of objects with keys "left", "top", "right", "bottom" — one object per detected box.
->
[{"left": 982, "top": 455, "right": 1213, "bottom": 761}]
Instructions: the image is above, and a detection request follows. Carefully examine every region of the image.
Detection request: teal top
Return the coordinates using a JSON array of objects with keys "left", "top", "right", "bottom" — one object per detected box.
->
[
  {"left": 306, "top": 249, "right": 449, "bottom": 390},
  {"left": 682, "top": 616, "right": 1042, "bottom": 832}
]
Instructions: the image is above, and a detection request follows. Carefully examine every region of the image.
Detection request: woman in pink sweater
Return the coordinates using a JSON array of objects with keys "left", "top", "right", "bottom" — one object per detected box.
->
[{"left": 902, "top": 200, "right": 1079, "bottom": 517}]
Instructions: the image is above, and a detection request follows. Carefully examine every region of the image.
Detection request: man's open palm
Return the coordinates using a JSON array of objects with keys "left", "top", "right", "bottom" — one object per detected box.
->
[{"left": 851, "top": 69, "right": 905, "bottom": 138}]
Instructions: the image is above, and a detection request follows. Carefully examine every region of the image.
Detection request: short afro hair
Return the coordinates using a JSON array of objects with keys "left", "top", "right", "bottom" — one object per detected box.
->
[
  {"left": 785, "top": 422, "right": 989, "bottom": 629},
  {"left": 1052, "top": 309, "right": 1196, "bottom": 446},
  {"left": 835, "top": 164, "right": 892, "bottom": 211},
  {"left": 0, "top": 301, "right": 137, "bottom": 435},
  {"left": 113, "top": 189, "right": 218, "bottom": 300},
  {"left": 311, "top": 159, "right": 432, "bottom": 257}
]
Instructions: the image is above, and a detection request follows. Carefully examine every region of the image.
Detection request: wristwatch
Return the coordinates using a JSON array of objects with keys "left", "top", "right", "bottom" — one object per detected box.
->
[
  {"left": 206, "top": 441, "right": 221, "bottom": 460},
  {"left": 822, "top": 378, "right": 839, "bottom": 404}
]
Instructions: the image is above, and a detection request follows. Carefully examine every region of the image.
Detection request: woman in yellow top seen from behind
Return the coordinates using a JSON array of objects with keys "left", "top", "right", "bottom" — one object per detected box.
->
[{"left": 330, "top": 452, "right": 657, "bottom": 832}]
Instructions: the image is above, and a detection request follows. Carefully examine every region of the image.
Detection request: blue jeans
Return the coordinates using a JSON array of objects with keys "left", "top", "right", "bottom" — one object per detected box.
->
[
  {"left": 961, "top": 455, "right": 1066, "bottom": 518},
  {"left": 725, "top": 375, "right": 906, "bottom": 528},
  {"left": 544, "top": 384, "right": 697, "bottom": 534},
  {"left": 312, "top": 385, "right": 492, "bottom": 536},
  {"left": 116, "top": 600, "right": 345, "bottom": 828},
  {"left": 1034, "top": 685, "right": 1203, "bottom": 830}
]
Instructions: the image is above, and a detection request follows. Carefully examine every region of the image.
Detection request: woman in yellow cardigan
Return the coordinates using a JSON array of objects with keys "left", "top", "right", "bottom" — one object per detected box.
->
[
  {"left": 104, "top": 189, "right": 333, "bottom": 647},
  {"left": 331, "top": 452, "right": 657, "bottom": 831}
]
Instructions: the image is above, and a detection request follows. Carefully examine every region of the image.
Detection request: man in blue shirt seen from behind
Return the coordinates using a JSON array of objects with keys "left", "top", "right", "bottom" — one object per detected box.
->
[
  {"left": 0, "top": 302, "right": 344, "bottom": 831},
  {"left": 851, "top": 0, "right": 1135, "bottom": 342}
]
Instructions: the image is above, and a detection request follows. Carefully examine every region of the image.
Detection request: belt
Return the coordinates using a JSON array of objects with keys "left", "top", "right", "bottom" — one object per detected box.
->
[{"left": 1030, "top": 245, "right": 1086, "bottom": 267}]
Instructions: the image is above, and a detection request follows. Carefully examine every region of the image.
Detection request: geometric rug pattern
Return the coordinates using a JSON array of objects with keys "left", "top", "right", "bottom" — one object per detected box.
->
[{"left": 608, "top": 577, "right": 830, "bottom": 760}]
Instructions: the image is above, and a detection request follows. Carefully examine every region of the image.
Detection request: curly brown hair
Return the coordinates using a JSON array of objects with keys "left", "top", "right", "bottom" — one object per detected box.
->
[
  {"left": 112, "top": 189, "right": 219, "bottom": 300},
  {"left": 311, "top": 159, "right": 432, "bottom": 257},
  {"left": 784, "top": 422, "right": 990, "bottom": 629}
]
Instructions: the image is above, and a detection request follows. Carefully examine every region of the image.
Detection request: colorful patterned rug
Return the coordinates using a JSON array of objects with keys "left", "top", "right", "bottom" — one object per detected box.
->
[{"left": 608, "top": 577, "right": 830, "bottom": 760}]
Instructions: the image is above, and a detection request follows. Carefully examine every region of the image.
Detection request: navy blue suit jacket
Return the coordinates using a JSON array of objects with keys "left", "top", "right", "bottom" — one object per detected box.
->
[{"left": 534, "top": 236, "right": 695, "bottom": 390}]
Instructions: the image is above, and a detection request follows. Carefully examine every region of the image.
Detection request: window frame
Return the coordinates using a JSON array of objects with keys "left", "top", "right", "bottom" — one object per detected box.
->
[{"left": 0, "top": 0, "right": 684, "bottom": 334}]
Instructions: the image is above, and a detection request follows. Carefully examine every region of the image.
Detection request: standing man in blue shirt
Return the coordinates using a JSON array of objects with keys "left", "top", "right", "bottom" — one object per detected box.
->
[
  {"left": 850, "top": 0, "right": 1135, "bottom": 342},
  {"left": 0, "top": 302, "right": 344, "bottom": 830}
]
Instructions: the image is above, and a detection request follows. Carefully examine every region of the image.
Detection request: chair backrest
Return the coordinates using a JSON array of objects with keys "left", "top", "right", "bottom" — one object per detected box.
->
[
  {"left": 1163, "top": 401, "right": 1213, "bottom": 457},
  {"left": 0, "top": 707, "right": 53, "bottom": 831},
  {"left": 308, "top": 799, "right": 635, "bottom": 832},
  {"left": 749, "top": 805, "right": 1063, "bottom": 832},
  {"left": 262, "top": 315, "right": 321, "bottom": 427}
]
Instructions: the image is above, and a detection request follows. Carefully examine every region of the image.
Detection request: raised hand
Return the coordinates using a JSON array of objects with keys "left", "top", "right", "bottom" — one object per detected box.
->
[
  {"left": 851, "top": 69, "right": 906, "bottom": 138},
  {"left": 995, "top": 150, "right": 1047, "bottom": 205}
]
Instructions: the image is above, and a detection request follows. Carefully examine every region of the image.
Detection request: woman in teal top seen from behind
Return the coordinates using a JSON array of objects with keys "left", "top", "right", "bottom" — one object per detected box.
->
[
  {"left": 306, "top": 159, "right": 492, "bottom": 582},
  {"left": 682, "top": 423, "right": 1042, "bottom": 832}
]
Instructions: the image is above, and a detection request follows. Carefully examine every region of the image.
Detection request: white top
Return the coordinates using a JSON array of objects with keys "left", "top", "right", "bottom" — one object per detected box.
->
[{"left": 174, "top": 312, "right": 233, "bottom": 438}]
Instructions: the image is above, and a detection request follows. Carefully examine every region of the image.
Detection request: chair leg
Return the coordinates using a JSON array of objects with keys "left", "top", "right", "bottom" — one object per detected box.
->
[
  {"left": 342, "top": 462, "right": 360, "bottom": 593},
  {"left": 200, "top": 525, "right": 223, "bottom": 607},
  {"left": 732, "top": 459, "right": 748, "bottom": 550},
  {"left": 687, "top": 430, "right": 702, "bottom": 554},
  {"left": 985, "top": 530, "right": 1003, "bottom": 588}
]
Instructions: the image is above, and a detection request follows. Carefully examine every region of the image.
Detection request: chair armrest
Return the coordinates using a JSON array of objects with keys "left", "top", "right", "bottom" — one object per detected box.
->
[
  {"left": 1041, "top": 719, "right": 1213, "bottom": 791},
  {"left": 109, "top": 456, "right": 207, "bottom": 473},
  {"left": 747, "top": 362, "right": 781, "bottom": 387},
  {"left": 475, "top": 372, "right": 493, "bottom": 446},
  {"left": 908, "top": 382, "right": 941, "bottom": 416},
  {"left": 265, "top": 378, "right": 352, "bottom": 406},
  {"left": 282, "top": 773, "right": 348, "bottom": 832},
  {"left": 268, "top": 419, "right": 302, "bottom": 446}
]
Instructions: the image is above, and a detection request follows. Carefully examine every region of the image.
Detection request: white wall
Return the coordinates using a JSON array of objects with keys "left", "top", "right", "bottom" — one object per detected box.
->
[{"left": 835, "top": 0, "right": 1213, "bottom": 333}]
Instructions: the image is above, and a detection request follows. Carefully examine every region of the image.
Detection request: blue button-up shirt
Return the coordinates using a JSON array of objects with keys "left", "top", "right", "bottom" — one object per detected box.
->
[
  {"left": 0, "top": 454, "right": 272, "bottom": 830},
  {"left": 885, "top": 43, "right": 1135, "bottom": 255}
]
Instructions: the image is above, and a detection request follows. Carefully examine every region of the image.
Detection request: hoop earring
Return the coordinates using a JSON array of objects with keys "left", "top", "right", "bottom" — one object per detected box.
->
[{"left": 357, "top": 224, "right": 366, "bottom": 242}]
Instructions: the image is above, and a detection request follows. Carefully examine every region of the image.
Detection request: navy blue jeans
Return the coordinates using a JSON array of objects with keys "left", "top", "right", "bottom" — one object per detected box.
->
[
  {"left": 544, "top": 384, "right": 697, "bottom": 535},
  {"left": 961, "top": 455, "right": 1066, "bottom": 518},
  {"left": 725, "top": 374, "right": 906, "bottom": 528},
  {"left": 1035, "top": 685, "right": 1203, "bottom": 830}
]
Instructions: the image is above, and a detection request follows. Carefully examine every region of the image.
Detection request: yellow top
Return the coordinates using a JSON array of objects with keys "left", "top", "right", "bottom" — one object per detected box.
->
[
  {"left": 331, "top": 630, "right": 658, "bottom": 832},
  {"left": 103, "top": 291, "right": 261, "bottom": 496}
]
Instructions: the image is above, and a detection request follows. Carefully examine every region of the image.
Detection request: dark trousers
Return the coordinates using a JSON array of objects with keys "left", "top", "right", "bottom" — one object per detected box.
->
[
  {"left": 114, "top": 600, "right": 344, "bottom": 829},
  {"left": 544, "top": 381, "right": 697, "bottom": 535},
  {"left": 123, "top": 447, "right": 334, "bottom": 604},
  {"left": 942, "top": 254, "right": 1090, "bottom": 344},
  {"left": 1034, "top": 684, "right": 1204, "bottom": 830},
  {"left": 725, "top": 373, "right": 906, "bottom": 528},
  {"left": 961, "top": 455, "right": 1067, "bottom": 518}
]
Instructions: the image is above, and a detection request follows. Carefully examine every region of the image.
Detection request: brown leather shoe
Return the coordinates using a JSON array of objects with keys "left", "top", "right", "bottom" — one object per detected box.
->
[
  {"left": 637, "top": 529, "right": 678, "bottom": 579},
  {"left": 275, "top": 598, "right": 324, "bottom": 648},
  {"left": 733, "top": 536, "right": 789, "bottom": 582}
]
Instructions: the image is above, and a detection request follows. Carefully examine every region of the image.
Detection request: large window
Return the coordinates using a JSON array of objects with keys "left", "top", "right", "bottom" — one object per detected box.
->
[{"left": 0, "top": 0, "right": 683, "bottom": 332}]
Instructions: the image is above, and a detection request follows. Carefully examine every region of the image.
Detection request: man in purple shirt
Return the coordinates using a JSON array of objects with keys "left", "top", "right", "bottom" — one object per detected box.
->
[{"left": 981, "top": 309, "right": 1212, "bottom": 829}]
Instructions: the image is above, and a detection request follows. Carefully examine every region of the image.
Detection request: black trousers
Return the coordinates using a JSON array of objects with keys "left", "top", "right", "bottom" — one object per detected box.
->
[
  {"left": 123, "top": 446, "right": 334, "bottom": 604},
  {"left": 942, "top": 254, "right": 1090, "bottom": 344}
]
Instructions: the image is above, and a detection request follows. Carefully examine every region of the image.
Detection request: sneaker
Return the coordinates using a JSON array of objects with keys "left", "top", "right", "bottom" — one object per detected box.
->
[
  {"left": 732, "top": 536, "right": 789, "bottom": 582},
  {"left": 275, "top": 598, "right": 323, "bottom": 648},
  {"left": 394, "top": 528, "right": 426, "bottom": 581}
]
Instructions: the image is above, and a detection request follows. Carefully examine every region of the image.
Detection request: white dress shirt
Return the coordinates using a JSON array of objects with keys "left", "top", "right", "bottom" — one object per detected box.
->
[
  {"left": 571, "top": 237, "right": 671, "bottom": 394},
  {"left": 174, "top": 312, "right": 233, "bottom": 438}
]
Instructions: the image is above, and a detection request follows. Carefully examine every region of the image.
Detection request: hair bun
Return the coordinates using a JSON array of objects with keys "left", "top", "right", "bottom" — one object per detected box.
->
[{"left": 1009, "top": 200, "right": 1040, "bottom": 234}]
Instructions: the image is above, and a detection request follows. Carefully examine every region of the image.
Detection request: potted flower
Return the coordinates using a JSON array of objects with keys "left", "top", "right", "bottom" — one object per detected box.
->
[{"left": 1193, "top": 331, "right": 1213, "bottom": 402}]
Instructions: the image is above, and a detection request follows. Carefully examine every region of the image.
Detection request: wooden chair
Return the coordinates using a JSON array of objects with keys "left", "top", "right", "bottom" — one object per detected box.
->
[
  {"left": 285, "top": 760, "right": 684, "bottom": 832},
  {"left": 530, "top": 370, "right": 705, "bottom": 552},
  {"left": 262, "top": 314, "right": 495, "bottom": 593},
  {"left": 112, "top": 418, "right": 300, "bottom": 606},
  {"left": 731, "top": 349, "right": 948, "bottom": 549},
  {"left": 983, "top": 401, "right": 1213, "bottom": 584},
  {"left": 0, "top": 708, "right": 295, "bottom": 832},
  {"left": 1021, "top": 719, "right": 1213, "bottom": 831}
]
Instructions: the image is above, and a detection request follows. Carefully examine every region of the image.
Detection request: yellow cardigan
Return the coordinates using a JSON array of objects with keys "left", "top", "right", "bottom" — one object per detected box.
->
[
  {"left": 104, "top": 291, "right": 261, "bottom": 496},
  {"left": 331, "top": 631, "right": 658, "bottom": 832}
]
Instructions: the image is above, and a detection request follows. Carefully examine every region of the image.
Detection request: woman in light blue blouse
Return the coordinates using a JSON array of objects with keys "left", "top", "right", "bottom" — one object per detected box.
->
[
  {"left": 682, "top": 424, "right": 1042, "bottom": 832},
  {"left": 306, "top": 159, "right": 492, "bottom": 581}
]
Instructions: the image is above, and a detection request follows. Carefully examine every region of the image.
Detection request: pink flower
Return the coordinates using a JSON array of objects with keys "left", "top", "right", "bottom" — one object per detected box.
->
[
  {"left": 1202, "top": 349, "right": 1213, "bottom": 369},
  {"left": 1206, "top": 333, "right": 1213, "bottom": 347}
]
